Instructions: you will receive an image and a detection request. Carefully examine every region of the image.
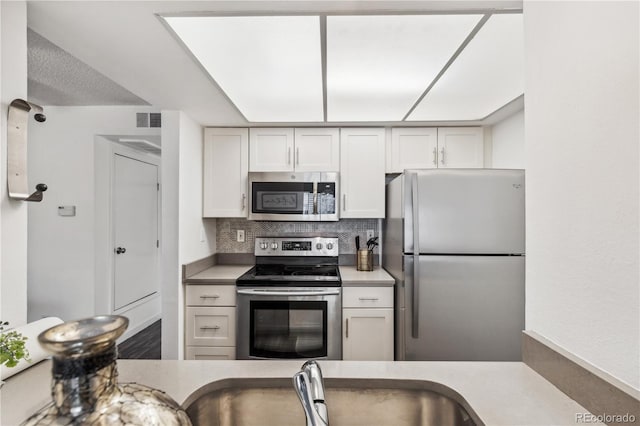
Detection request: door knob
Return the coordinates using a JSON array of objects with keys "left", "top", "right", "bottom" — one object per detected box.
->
[{"left": 115, "top": 247, "right": 126, "bottom": 254}]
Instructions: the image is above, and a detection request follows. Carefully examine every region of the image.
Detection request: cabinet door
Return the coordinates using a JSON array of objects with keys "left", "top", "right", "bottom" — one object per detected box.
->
[
  {"left": 343, "top": 308, "right": 394, "bottom": 360},
  {"left": 389, "top": 128, "right": 438, "bottom": 173},
  {"left": 437, "top": 127, "right": 484, "bottom": 168},
  {"left": 294, "top": 128, "right": 340, "bottom": 172},
  {"left": 203, "top": 128, "right": 248, "bottom": 218},
  {"left": 340, "top": 128, "right": 386, "bottom": 218},
  {"left": 249, "top": 128, "right": 294, "bottom": 171}
]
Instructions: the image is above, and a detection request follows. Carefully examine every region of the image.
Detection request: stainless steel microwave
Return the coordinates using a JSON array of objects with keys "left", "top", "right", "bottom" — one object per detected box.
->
[{"left": 248, "top": 172, "right": 339, "bottom": 221}]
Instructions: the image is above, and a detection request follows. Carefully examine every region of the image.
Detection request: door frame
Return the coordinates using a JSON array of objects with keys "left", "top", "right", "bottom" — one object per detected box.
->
[{"left": 94, "top": 137, "right": 162, "bottom": 341}]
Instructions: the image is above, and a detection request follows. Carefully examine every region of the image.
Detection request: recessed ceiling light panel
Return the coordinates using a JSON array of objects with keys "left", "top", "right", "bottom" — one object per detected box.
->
[
  {"left": 407, "top": 13, "right": 524, "bottom": 121},
  {"left": 165, "top": 16, "right": 323, "bottom": 122},
  {"left": 326, "top": 14, "right": 483, "bottom": 122}
]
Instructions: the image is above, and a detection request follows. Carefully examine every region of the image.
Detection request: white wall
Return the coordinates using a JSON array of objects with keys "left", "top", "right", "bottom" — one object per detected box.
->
[
  {"left": 491, "top": 109, "right": 524, "bottom": 169},
  {"left": 524, "top": 1, "right": 639, "bottom": 389},
  {"left": 161, "top": 111, "right": 215, "bottom": 360},
  {"left": 27, "top": 106, "right": 160, "bottom": 323},
  {"left": 179, "top": 114, "right": 216, "bottom": 262},
  {"left": 0, "top": 1, "right": 28, "bottom": 326}
]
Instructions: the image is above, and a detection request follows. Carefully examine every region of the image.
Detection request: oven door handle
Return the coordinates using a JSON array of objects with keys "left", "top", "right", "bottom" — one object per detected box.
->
[{"left": 237, "top": 289, "right": 340, "bottom": 297}]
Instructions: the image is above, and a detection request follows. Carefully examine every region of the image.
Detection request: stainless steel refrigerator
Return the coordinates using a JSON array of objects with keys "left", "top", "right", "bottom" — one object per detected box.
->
[{"left": 383, "top": 169, "right": 525, "bottom": 361}]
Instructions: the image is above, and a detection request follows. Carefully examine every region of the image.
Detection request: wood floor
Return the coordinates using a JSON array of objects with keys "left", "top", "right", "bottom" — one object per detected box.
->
[{"left": 117, "top": 320, "right": 161, "bottom": 359}]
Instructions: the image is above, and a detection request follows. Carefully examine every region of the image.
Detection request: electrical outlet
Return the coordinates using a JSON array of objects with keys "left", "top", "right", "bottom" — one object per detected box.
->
[
  {"left": 366, "top": 230, "right": 375, "bottom": 240},
  {"left": 236, "top": 229, "right": 245, "bottom": 243}
]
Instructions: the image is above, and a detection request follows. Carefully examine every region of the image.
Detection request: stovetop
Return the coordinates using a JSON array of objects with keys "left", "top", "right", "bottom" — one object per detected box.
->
[
  {"left": 236, "top": 263, "right": 341, "bottom": 286},
  {"left": 236, "top": 236, "right": 341, "bottom": 287}
]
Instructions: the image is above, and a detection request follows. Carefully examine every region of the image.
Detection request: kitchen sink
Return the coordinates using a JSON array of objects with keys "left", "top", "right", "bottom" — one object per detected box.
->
[{"left": 183, "top": 378, "right": 482, "bottom": 426}]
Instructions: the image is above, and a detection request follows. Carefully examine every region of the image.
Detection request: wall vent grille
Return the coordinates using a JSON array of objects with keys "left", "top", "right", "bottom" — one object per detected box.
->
[{"left": 136, "top": 112, "right": 149, "bottom": 128}]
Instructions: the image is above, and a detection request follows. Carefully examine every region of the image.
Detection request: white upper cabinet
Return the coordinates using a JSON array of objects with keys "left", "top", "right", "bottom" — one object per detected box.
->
[
  {"left": 293, "top": 128, "right": 340, "bottom": 171},
  {"left": 249, "top": 128, "right": 295, "bottom": 172},
  {"left": 387, "top": 127, "right": 484, "bottom": 172},
  {"left": 250, "top": 127, "right": 339, "bottom": 172},
  {"left": 203, "top": 128, "right": 248, "bottom": 218},
  {"left": 437, "top": 127, "right": 484, "bottom": 168},
  {"left": 388, "top": 127, "right": 439, "bottom": 172},
  {"left": 340, "top": 128, "right": 386, "bottom": 218}
]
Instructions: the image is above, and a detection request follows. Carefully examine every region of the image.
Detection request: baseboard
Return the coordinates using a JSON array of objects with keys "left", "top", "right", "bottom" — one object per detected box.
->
[
  {"left": 119, "top": 313, "right": 161, "bottom": 343},
  {"left": 115, "top": 295, "right": 161, "bottom": 342},
  {"left": 522, "top": 331, "right": 639, "bottom": 426}
]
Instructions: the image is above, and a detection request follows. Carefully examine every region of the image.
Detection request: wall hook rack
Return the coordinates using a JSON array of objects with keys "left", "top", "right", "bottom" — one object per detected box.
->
[{"left": 7, "top": 98, "right": 48, "bottom": 202}]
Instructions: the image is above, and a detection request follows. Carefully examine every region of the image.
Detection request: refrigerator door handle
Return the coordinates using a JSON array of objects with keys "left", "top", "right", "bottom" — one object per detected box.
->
[{"left": 411, "top": 173, "right": 420, "bottom": 338}]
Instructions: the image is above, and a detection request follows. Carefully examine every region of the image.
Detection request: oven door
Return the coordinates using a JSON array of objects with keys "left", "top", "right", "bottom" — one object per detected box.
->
[{"left": 236, "top": 287, "right": 342, "bottom": 360}]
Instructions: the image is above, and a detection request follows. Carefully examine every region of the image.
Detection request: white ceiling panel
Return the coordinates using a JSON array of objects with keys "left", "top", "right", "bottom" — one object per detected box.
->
[
  {"left": 407, "top": 13, "right": 524, "bottom": 121},
  {"left": 326, "top": 14, "right": 483, "bottom": 122},
  {"left": 165, "top": 16, "right": 324, "bottom": 122}
]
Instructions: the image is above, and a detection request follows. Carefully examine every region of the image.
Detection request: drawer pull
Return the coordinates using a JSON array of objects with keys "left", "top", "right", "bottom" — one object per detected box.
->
[
  {"left": 200, "top": 325, "right": 221, "bottom": 330},
  {"left": 200, "top": 295, "right": 220, "bottom": 299},
  {"left": 358, "top": 297, "right": 379, "bottom": 301}
]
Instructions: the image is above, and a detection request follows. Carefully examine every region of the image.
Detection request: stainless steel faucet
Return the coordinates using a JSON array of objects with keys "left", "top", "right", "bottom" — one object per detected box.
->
[{"left": 293, "top": 360, "right": 329, "bottom": 426}]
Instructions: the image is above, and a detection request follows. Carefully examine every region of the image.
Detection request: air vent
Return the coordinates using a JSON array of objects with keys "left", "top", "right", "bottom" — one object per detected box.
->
[
  {"left": 136, "top": 112, "right": 161, "bottom": 128},
  {"left": 149, "top": 113, "right": 161, "bottom": 128},
  {"left": 136, "top": 112, "right": 149, "bottom": 128}
]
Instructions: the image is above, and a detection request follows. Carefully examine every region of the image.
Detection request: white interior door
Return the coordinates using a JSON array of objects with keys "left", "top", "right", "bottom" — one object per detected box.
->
[{"left": 113, "top": 154, "right": 159, "bottom": 311}]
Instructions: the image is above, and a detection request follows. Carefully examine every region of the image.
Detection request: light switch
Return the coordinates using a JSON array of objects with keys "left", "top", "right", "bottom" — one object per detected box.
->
[{"left": 58, "top": 206, "right": 76, "bottom": 217}]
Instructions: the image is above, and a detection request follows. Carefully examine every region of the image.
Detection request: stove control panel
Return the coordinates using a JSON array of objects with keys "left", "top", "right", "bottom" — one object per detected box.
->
[{"left": 255, "top": 237, "right": 339, "bottom": 257}]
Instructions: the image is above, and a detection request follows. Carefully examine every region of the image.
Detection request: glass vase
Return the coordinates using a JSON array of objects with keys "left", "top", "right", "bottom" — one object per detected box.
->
[{"left": 22, "top": 315, "right": 191, "bottom": 425}]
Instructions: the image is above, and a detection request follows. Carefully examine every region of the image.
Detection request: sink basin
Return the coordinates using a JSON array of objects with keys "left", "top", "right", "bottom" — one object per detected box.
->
[{"left": 183, "top": 378, "right": 483, "bottom": 426}]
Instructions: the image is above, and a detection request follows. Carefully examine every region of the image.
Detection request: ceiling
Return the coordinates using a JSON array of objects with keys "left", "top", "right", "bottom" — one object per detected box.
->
[
  {"left": 26, "top": 1, "right": 524, "bottom": 127},
  {"left": 28, "top": 29, "right": 149, "bottom": 107}
]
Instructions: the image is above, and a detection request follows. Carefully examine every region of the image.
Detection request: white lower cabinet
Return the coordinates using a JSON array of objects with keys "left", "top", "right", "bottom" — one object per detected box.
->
[
  {"left": 185, "top": 346, "right": 236, "bottom": 360},
  {"left": 342, "top": 286, "right": 394, "bottom": 360},
  {"left": 185, "top": 285, "right": 236, "bottom": 359}
]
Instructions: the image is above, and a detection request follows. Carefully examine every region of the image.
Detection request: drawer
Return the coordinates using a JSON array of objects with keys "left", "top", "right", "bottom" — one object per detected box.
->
[
  {"left": 185, "top": 346, "right": 236, "bottom": 360},
  {"left": 186, "top": 306, "right": 236, "bottom": 346},
  {"left": 186, "top": 285, "right": 236, "bottom": 307},
  {"left": 343, "top": 287, "right": 393, "bottom": 308}
]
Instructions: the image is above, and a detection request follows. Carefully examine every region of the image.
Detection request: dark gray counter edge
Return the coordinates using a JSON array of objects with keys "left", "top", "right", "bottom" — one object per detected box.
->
[{"left": 522, "top": 331, "right": 639, "bottom": 426}]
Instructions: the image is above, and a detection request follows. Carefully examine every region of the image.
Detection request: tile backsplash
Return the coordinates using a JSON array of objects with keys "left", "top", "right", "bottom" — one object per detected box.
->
[{"left": 216, "top": 218, "right": 379, "bottom": 255}]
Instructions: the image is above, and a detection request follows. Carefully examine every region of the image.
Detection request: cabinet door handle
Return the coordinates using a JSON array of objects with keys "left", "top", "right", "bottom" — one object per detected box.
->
[
  {"left": 358, "top": 297, "right": 379, "bottom": 301},
  {"left": 440, "top": 147, "right": 445, "bottom": 165},
  {"left": 288, "top": 147, "right": 291, "bottom": 165},
  {"left": 346, "top": 318, "right": 349, "bottom": 338},
  {"left": 432, "top": 147, "right": 437, "bottom": 166},
  {"left": 343, "top": 194, "right": 346, "bottom": 211},
  {"left": 200, "top": 325, "right": 221, "bottom": 330},
  {"left": 200, "top": 295, "right": 220, "bottom": 299},
  {"left": 296, "top": 147, "right": 300, "bottom": 165},
  {"left": 241, "top": 193, "right": 246, "bottom": 210}
]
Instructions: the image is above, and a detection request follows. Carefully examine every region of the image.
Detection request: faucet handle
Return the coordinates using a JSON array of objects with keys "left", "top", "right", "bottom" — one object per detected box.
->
[
  {"left": 293, "top": 371, "right": 317, "bottom": 425},
  {"left": 302, "top": 360, "right": 326, "bottom": 402}
]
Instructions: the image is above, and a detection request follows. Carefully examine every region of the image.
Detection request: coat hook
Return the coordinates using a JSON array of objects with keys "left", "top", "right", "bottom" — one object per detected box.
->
[{"left": 7, "top": 99, "right": 48, "bottom": 202}]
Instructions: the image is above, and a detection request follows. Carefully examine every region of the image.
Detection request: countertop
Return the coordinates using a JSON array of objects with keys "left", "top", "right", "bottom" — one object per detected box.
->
[
  {"left": 2, "top": 359, "right": 600, "bottom": 426},
  {"left": 184, "top": 265, "right": 252, "bottom": 284},
  {"left": 338, "top": 266, "right": 395, "bottom": 286},
  {"left": 183, "top": 264, "right": 395, "bottom": 286}
]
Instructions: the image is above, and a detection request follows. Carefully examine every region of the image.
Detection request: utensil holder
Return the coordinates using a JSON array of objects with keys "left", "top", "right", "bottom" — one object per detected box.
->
[{"left": 357, "top": 249, "right": 373, "bottom": 271}]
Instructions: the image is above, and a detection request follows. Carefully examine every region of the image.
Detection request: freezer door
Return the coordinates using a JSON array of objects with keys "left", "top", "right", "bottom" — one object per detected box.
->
[
  {"left": 404, "top": 169, "right": 525, "bottom": 254},
  {"left": 404, "top": 255, "right": 524, "bottom": 361}
]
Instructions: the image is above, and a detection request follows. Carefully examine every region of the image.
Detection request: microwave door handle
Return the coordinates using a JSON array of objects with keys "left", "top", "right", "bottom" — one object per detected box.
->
[{"left": 313, "top": 181, "right": 318, "bottom": 215}]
